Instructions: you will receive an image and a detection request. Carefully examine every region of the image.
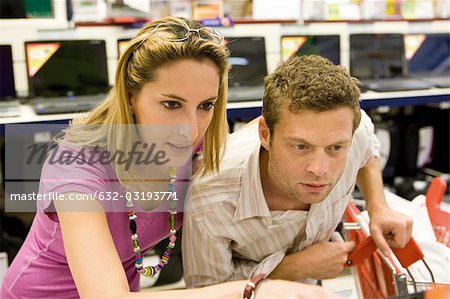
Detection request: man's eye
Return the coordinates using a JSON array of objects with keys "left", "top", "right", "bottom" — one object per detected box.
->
[
  {"left": 162, "top": 101, "right": 181, "bottom": 110},
  {"left": 328, "top": 145, "right": 344, "bottom": 152},
  {"left": 199, "top": 102, "right": 215, "bottom": 111},
  {"left": 295, "top": 144, "right": 307, "bottom": 150}
]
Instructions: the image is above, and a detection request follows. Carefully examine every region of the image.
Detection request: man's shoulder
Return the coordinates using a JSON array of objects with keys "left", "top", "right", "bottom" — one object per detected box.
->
[
  {"left": 227, "top": 121, "right": 260, "bottom": 146},
  {"left": 195, "top": 122, "right": 259, "bottom": 185},
  {"left": 222, "top": 122, "right": 260, "bottom": 164},
  {"left": 354, "top": 110, "right": 373, "bottom": 135},
  {"left": 190, "top": 169, "right": 242, "bottom": 213},
  {"left": 188, "top": 123, "right": 260, "bottom": 214}
]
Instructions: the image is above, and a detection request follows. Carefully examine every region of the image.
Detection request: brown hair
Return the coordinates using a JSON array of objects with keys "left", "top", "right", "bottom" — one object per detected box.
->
[{"left": 262, "top": 55, "right": 361, "bottom": 135}]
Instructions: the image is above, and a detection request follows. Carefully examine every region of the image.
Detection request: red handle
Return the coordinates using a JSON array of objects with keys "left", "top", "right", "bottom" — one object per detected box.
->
[
  {"left": 345, "top": 236, "right": 424, "bottom": 268},
  {"left": 392, "top": 237, "right": 424, "bottom": 268},
  {"left": 426, "top": 177, "right": 449, "bottom": 229},
  {"left": 345, "top": 236, "right": 377, "bottom": 267}
]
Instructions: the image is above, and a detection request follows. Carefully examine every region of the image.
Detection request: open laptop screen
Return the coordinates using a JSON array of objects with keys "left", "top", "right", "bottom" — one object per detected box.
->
[
  {"left": 25, "top": 40, "right": 109, "bottom": 97},
  {"left": 225, "top": 36, "right": 268, "bottom": 88},
  {"left": 0, "top": 45, "right": 16, "bottom": 99},
  {"left": 117, "top": 38, "right": 131, "bottom": 59},
  {"left": 281, "top": 35, "right": 340, "bottom": 65},
  {"left": 406, "top": 33, "right": 450, "bottom": 75},
  {"left": 349, "top": 34, "right": 405, "bottom": 80}
]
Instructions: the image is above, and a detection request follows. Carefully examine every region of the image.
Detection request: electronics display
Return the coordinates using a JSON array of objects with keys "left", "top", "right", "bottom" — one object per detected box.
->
[
  {"left": 281, "top": 35, "right": 341, "bottom": 65},
  {"left": 25, "top": 39, "right": 109, "bottom": 98}
]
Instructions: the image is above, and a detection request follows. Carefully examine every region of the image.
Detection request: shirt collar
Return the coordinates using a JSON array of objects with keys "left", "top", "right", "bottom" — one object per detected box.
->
[{"left": 233, "top": 138, "right": 272, "bottom": 223}]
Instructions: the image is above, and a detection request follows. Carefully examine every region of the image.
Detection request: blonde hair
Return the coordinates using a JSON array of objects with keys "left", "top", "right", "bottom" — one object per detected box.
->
[
  {"left": 63, "top": 16, "right": 230, "bottom": 184},
  {"left": 263, "top": 55, "right": 361, "bottom": 136}
]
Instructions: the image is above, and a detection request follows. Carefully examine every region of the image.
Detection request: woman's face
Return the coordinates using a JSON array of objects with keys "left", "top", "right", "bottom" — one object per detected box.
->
[{"left": 131, "top": 58, "right": 220, "bottom": 167}]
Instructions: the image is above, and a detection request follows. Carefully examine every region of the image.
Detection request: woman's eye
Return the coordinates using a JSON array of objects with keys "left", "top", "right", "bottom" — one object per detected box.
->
[
  {"left": 162, "top": 101, "right": 181, "bottom": 110},
  {"left": 199, "top": 102, "right": 215, "bottom": 111}
]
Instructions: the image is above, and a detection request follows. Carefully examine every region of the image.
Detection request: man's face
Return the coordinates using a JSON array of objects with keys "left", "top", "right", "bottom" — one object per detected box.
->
[{"left": 260, "top": 108, "right": 354, "bottom": 206}]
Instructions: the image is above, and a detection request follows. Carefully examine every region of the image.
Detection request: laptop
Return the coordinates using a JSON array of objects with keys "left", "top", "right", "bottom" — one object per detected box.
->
[
  {"left": 0, "top": 45, "right": 21, "bottom": 117},
  {"left": 25, "top": 40, "right": 110, "bottom": 115},
  {"left": 280, "top": 35, "right": 341, "bottom": 65},
  {"left": 406, "top": 33, "right": 450, "bottom": 88},
  {"left": 0, "top": 45, "right": 20, "bottom": 117},
  {"left": 225, "top": 36, "right": 268, "bottom": 102},
  {"left": 349, "top": 34, "right": 432, "bottom": 92},
  {"left": 117, "top": 38, "right": 131, "bottom": 59}
]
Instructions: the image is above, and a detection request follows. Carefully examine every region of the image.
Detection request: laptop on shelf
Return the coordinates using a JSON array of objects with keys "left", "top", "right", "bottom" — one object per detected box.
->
[
  {"left": 280, "top": 35, "right": 341, "bottom": 65},
  {"left": 406, "top": 33, "right": 450, "bottom": 88},
  {"left": 0, "top": 45, "right": 21, "bottom": 118},
  {"left": 349, "top": 34, "right": 432, "bottom": 92},
  {"left": 25, "top": 40, "right": 110, "bottom": 115},
  {"left": 225, "top": 36, "right": 268, "bottom": 102},
  {"left": 117, "top": 38, "right": 131, "bottom": 59}
]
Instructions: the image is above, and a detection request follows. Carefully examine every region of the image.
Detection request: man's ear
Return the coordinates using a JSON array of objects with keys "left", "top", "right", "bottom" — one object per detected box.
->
[{"left": 259, "top": 116, "right": 271, "bottom": 150}]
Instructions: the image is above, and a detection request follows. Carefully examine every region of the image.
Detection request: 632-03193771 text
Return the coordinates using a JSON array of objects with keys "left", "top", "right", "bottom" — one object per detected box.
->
[{"left": 9, "top": 191, "right": 178, "bottom": 201}]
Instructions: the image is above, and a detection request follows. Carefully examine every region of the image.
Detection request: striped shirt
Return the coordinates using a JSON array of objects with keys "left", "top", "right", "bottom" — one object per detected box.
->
[{"left": 182, "top": 110, "right": 380, "bottom": 288}]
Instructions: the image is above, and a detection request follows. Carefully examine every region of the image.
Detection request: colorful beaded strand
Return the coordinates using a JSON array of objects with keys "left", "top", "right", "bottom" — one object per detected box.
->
[{"left": 125, "top": 166, "right": 178, "bottom": 277}]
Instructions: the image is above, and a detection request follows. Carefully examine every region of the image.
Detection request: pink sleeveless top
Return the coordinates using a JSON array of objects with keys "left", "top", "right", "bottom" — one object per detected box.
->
[{"left": 0, "top": 142, "right": 191, "bottom": 298}]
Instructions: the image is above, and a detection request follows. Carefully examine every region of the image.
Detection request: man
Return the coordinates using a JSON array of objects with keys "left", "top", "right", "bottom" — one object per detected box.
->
[{"left": 182, "top": 55, "right": 413, "bottom": 287}]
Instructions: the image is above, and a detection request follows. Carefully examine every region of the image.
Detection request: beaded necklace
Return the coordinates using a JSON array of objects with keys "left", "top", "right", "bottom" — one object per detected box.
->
[{"left": 125, "top": 166, "right": 178, "bottom": 277}]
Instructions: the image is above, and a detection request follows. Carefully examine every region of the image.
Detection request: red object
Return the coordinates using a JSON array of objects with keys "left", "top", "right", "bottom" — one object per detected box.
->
[
  {"left": 344, "top": 203, "right": 399, "bottom": 298},
  {"left": 391, "top": 238, "right": 424, "bottom": 268},
  {"left": 345, "top": 236, "right": 378, "bottom": 267},
  {"left": 426, "top": 177, "right": 450, "bottom": 246},
  {"left": 345, "top": 235, "right": 424, "bottom": 269},
  {"left": 425, "top": 284, "right": 450, "bottom": 299},
  {"left": 343, "top": 176, "right": 448, "bottom": 299},
  {"left": 343, "top": 202, "right": 425, "bottom": 298}
]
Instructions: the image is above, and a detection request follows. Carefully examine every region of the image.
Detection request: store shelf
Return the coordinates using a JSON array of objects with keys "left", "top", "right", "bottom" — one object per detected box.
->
[
  {"left": 226, "top": 88, "right": 450, "bottom": 119},
  {"left": 1, "top": 88, "right": 448, "bottom": 125},
  {"left": 73, "top": 16, "right": 450, "bottom": 27}
]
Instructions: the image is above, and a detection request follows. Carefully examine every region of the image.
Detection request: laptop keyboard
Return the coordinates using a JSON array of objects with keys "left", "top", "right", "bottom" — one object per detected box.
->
[
  {"left": 0, "top": 101, "right": 21, "bottom": 117},
  {"left": 363, "top": 78, "right": 432, "bottom": 92},
  {"left": 228, "top": 86, "right": 264, "bottom": 102},
  {"left": 30, "top": 94, "right": 104, "bottom": 115},
  {"left": 419, "top": 76, "right": 450, "bottom": 88}
]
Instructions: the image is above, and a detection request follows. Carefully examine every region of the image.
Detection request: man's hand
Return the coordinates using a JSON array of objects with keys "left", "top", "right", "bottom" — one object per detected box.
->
[
  {"left": 269, "top": 240, "right": 355, "bottom": 281},
  {"left": 356, "top": 156, "right": 414, "bottom": 258},
  {"left": 368, "top": 207, "right": 413, "bottom": 257}
]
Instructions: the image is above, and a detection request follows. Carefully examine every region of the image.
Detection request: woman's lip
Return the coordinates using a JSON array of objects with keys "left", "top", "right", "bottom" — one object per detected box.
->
[
  {"left": 167, "top": 142, "right": 191, "bottom": 154},
  {"left": 169, "top": 143, "right": 191, "bottom": 148}
]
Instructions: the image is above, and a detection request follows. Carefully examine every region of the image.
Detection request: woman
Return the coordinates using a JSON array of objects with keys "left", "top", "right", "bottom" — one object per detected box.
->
[{"left": 1, "top": 16, "right": 340, "bottom": 299}]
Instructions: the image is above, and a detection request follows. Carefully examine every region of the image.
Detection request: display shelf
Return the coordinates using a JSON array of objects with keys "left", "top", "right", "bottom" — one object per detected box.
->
[
  {"left": 1, "top": 88, "right": 448, "bottom": 125},
  {"left": 358, "top": 89, "right": 450, "bottom": 109},
  {"left": 73, "top": 17, "right": 450, "bottom": 27},
  {"left": 226, "top": 88, "right": 450, "bottom": 119},
  {"left": 3, "top": 19, "right": 449, "bottom": 99}
]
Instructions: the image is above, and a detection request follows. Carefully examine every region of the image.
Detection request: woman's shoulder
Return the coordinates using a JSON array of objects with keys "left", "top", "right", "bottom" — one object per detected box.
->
[
  {"left": 41, "top": 141, "right": 114, "bottom": 175},
  {"left": 39, "top": 140, "right": 120, "bottom": 194}
]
